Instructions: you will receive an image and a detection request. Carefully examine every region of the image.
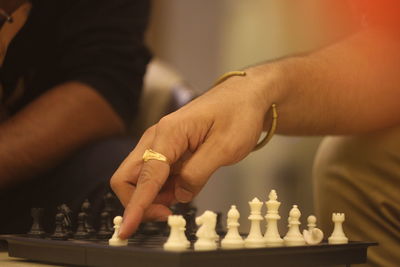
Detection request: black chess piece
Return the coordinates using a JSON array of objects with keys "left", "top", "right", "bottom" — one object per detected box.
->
[
  {"left": 27, "top": 208, "right": 46, "bottom": 238},
  {"left": 216, "top": 212, "right": 225, "bottom": 235},
  {"left": 58, "top": 204, "right": 73, "bottom": 238},
  {"left": 97, "top": 211, "right": 113, "bottom": 239},
  {"left": 51, "top": 212, "right": 68, "bottom": 240},
  {"left": 186, "top": 209, "right": 198, "bottom": 240},
  {"left": 104, "top": 192, "right": 117, "bottom": 231},
  {"left": 81, "top": 199, "right": 96, "bottom": 237},
  {"left": 74, "top": 211, "right": 89, "bottom": 239},
  {"left": 139, "top": 222, "right": 162, "bottom": 235}
]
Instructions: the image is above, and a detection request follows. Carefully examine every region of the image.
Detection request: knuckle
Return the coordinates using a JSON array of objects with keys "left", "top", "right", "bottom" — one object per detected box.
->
[
  {"left": 109, "top": 175, "right": 122, "bottom": 191},
  {"left": 143, "top": 125, "right": 157, "bottom": 136},
  {"left": 157, "top": 116, "right": 173, "bottom": 131},
  {"left": 157, "top": 115, "right": 180, "bottom": 134},
  {"left": 180, "top": 169, "right": 203, "bottom": 188},
  {"left": 217, "top": 140, "right": 243, "bottom": 164}
]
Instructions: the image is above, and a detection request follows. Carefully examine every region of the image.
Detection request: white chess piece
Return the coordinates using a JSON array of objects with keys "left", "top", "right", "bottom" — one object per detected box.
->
[
  {"left": 109, "top": 216, "right": 128, "bottom": 246},
  {"left": 164, "top": 215, "right": 188, "bottom": 251},
  {"left": 245, "top": 197, "right": 265, "bottom": 248},
  {"left": 283, "top": 205, "right": 306, "bottom": 246},
  {"left": 328, "top": 213, "right": 348, "bottom": 244},
  {"left": 263, "top": 190, "right": 284, "bottom": 247},
  {"left": 303, "top": 215, "right": 324, "bottom": 245},
  {"left": 194, "top": 210, "right": 218, "bottom": 251},
  {"left": 221, "top": 205, "right": 244, "bottom": 249}
]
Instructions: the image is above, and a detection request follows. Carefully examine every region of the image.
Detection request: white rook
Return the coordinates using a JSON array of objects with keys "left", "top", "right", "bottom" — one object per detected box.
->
[{"left": 328, "top": 213, "right": 348, "bottom": 244}]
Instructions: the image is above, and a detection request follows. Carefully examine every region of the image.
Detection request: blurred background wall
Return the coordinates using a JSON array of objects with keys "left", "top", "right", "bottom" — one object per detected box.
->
[{"left": 146, "top": 0, "right": 355, "bottom": 230}]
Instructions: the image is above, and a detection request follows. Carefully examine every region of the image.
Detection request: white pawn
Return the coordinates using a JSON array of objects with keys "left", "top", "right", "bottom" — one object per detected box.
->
[
  {"left": 283, "top": 205, "right": 306, "bottom": 246},
  {"left": 164, "top": 215, "right": 188, "bottom": 251},
  {"left": 328, "top": 213, "right": 348, "bottom": 244},
  {"left": 263, "top": 190, "right": 284, "bottom": 247},
  {"left": 245, "top": 197, "right": 265, "bottom": 248},
  {"left": 221, "top": 205, "right": 244, "bottom": 249},
  {"left": 109, "top": 216, "right": 128, "bottom": 246},
  {"left": 194, "top": 210, "right": 218, "bottom": 251},
  {"left": 303, "top": 215, "right": 324, "bottom": 245}
]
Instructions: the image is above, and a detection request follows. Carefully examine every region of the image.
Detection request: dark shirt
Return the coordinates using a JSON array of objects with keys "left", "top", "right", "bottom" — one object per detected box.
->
[{"left": 0, "top": 0, "right": 151, "bottom": 126}]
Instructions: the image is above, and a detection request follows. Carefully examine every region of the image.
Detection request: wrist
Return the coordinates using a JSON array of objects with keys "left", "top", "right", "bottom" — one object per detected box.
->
[{"left": 244, "top": 62, "right": 290, "bottom": 127}]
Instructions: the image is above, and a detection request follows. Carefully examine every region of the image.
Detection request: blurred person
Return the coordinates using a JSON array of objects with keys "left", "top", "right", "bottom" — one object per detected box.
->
[
  {"left": 0, "top": 0, "right": 150, "bottom": 233},
  {"left": 112, "top": 1, "right": 399, "bottom": 266}
]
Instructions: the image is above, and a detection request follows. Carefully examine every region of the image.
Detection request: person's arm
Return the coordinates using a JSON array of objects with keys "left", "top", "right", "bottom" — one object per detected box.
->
[
  {"left": 111, "top": 28, "right": 400, "bottom": 239},
  {"left": 0, "top": 82, "right": 124, "bottom": 188},
  {"left": 258, "top": 28, "right": 400, "bottom": 135}
]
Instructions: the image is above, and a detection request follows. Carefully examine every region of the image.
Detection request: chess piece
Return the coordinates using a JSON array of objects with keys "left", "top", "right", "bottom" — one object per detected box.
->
[
  {"left": 97, "top": 211, "right": 113, "bottom": 239},
  {"left": 104, "top": 192, "right": 117, "bottom": 232},
  {"left": 245, "top": 197, "right": 265, "bottom": 248},
  {"left": 170, "top": 202, "right": 198, "bottom": 239},
  {"left": 328, "top": 213, "right": 348, "bottom": 244},
  {"left": 303, "top": 215, "right": 324, "bottom": 245},
  {"left": 74, "top": 211, "right": 89, "bottom": 239},
  {"left": 194, "top": 210, "right": 218, "bottom": 251},
  {"left": 263, "top": 190, "right": 284, "bottom": 247},
  {"left": 283, "top": 205, "right": 306, "bottom": 246},
  {"left": 51, "top": 212, "right": 68, "bottom": 240},
  {"left": 140, "top": 222, "right": 162, "bottom": 235},
  {"left": 82, "top": 199, "right": 95, "bottom": 237},
  {"left": 216, "top": 212, "right": 225, "bottom": 236},
  {"left": 28, "top": 208, "right": 46, "bottom": 238},
  {"left": 184, "top": 205, "right": 198, "bottom": 240},
  {"left": 58, "top": 204, "right": 73, "bottom": 238},
  {"left": 221, "top": 205, "right": 244, "bottom": 249},
  {"left": 109, "top": 216, "right": 128, "bottom": 246},
  {"left": 164, "top": 215, "right": 189, "bottom": 251}
]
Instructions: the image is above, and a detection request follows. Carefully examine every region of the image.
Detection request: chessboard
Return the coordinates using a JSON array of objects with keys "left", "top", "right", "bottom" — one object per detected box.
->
[{"left": 0, "top": 234, "right": 376, "bottom": 267}]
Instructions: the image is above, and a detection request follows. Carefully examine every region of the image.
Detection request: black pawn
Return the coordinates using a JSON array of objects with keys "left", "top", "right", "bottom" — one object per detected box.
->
[
  {"left": 74, "top": 212, "right": 89, "bottom": 239},
  {"left": 82, "top": 199, "right": 95, "bottom": 237},
  {"left": 27, "top": 208, "right": 46, "bottom": 238},
  {"left": 51, "top": 212, "right": 68, "bottom": 240},
  {"left": 97, "top": 211, "right": 112, "bottom": 239},
  {"left": 104, "top": 192, "right": 117, "bottom": 231}
]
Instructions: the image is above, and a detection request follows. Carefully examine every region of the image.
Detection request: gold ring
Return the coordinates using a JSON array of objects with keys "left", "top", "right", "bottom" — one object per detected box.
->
[{"left": 143, "top": 149, "right": 168, "bottom": 163}]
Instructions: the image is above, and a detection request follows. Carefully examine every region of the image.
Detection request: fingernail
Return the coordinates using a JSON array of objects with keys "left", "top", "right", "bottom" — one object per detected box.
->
[{"left": 175, "top": 187, "right": 193, "bottom": 203}]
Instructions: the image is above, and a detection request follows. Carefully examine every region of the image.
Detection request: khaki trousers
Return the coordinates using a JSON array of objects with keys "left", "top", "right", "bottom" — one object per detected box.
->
[{"left": 313, "top": 127, "right": 400, "bottom": 267}]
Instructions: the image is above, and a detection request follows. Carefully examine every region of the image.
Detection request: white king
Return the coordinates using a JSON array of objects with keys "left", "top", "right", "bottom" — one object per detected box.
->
[{"left": 264, "top": 190, "right": 283, "bottom": 246}]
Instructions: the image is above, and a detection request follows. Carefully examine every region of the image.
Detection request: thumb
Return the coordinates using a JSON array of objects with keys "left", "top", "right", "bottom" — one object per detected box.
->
[{"left": 174, "top": 140, "right": 227, "bottom": 203}]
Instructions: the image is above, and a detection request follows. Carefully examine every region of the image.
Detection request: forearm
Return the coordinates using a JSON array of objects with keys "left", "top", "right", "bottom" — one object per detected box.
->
[
  {"left": 0, "top": 82, "right": 124, "bottom": 188},
  {"left": 250, "top": 29, "right": 400, "bottom": 135}
]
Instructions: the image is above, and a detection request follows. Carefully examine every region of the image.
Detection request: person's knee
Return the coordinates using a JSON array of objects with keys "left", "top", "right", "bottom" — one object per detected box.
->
[{"left": 313, "top": 132, "right": 400, "bottom": 266}]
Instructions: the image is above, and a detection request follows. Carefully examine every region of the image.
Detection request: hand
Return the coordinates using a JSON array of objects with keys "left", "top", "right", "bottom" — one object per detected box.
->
[{"left": 111, "top": 70, "right": 272, "bottom": 239}]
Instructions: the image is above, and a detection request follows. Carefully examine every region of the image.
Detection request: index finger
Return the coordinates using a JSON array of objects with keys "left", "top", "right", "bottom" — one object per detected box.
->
[
  {"left": 119, "top": 159, "right": 170, "bottom": 238},
  {"left": 118, "top": 120, "right": 188, "bottom": 238}
]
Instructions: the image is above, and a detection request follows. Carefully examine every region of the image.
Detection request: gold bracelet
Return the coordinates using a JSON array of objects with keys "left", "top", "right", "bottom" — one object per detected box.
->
[{"left": 214, "top": 71, "right": 278, "bottom": 151}]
